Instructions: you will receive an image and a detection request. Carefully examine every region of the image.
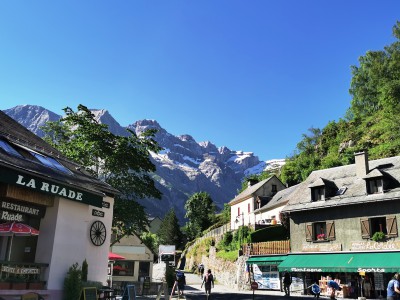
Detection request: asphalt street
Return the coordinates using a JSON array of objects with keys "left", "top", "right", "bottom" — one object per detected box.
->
[{"left": 171, "top": 272, "right": 334, "bottom": 300}]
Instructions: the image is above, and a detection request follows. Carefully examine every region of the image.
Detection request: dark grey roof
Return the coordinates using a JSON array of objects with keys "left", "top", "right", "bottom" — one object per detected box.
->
[
  {"left": 255, "top": 184, "right": 300, "bottom": 213},
  {"left": 229, "top": 176, "right": 274, "bottom": 204},
  {"left": 282, "top": 155, "right": 400, "bottom": 213},
  {"left": 0, "top": 110, "right": 118, "bottom": 197}
]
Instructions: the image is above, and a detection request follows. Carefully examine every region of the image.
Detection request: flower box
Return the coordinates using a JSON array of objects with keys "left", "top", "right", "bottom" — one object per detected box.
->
[
  {"left": 11, "top": 281, "right": 27, "bottom": 290},
  {"left": 0, "top": 281, "right": 11, "bottom": 289},
  {"left": 28, "top": 281, "right": 45, "bottom": 289}
]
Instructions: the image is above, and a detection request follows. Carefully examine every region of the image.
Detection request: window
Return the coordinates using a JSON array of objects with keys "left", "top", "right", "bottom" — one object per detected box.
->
[
  {"left": 306, "top": 221, "right": 335, "bottom": 242},
  {"left": 248, "top": 203, "right": 250, "bottom": 213},
  {"left": 238, "top": 207, "right": 240, "bottom": 216},
  {"left": 0, "top": 139, "right": 23, "bottom": 158},
  {"left": 113, "top": 261, "right": 134, "bottom": 277},
  {"left": 0, "top": 138, "right": 72, "bottom": 175},
  {"left": 272, "top": 184, "right": 277, "bottom": 193},
  {"left": 360, "top": 216, "right": 398, "bottom": 239},
  {"left": 367, "top": 179, "right": 383, "bottom": 194},
  {"left": 29, "top": 152, "right": 72, "bottom": 174},
  {"left": 311, "top": 187, "right": 325, "bottom": 201}
]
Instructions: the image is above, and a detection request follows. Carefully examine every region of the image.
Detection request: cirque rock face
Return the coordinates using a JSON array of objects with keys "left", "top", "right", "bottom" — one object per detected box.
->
[{"left": 4, "top": 105, "right": 285, "bottom": 223}]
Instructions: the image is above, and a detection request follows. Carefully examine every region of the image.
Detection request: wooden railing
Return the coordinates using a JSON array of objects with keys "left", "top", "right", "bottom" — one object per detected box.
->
[{"left": 243, "top": 240, "right": 290, "bottom": 256}]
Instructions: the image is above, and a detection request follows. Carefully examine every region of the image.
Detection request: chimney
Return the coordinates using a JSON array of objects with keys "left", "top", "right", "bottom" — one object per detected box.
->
[
  {"left": 247, "top": 179, "right": 258, "bottom": 187},
  {"left": 354, "top": 151, "right": 369, "bottom": 178}
]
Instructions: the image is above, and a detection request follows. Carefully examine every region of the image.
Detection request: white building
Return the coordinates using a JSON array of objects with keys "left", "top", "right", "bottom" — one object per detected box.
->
[{"left": 0, "top": 111, "right": 118, "bottom": 299}]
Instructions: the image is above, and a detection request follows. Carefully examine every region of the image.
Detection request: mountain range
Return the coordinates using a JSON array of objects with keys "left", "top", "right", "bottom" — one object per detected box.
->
[{"left": 4, "top": 105, "right": 285, "bottom": 223}]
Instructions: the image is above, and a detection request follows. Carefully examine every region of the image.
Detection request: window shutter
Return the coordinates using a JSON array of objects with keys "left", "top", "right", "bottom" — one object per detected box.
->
[
  {"left": 360, "top": 218, "right": 370, "bottom": 239},
  {"left": 306, "top": 223, "right": 313, "bottom": 241},
  {"left": 326, "top": 221, "right": 335, "bottom": 240},
  {"left": 386, "top": 215, "right": 398, "bottom": 237}
]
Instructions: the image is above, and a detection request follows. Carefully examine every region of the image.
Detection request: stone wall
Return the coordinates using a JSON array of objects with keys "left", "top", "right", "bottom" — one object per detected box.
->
[{"left": 184, "top": 245, "right": 251, "bottom": 291}]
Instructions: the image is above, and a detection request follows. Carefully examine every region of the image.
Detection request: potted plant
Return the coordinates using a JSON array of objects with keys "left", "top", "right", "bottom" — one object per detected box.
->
[
  {"left": 317, "top": 233, "right": 326, "bottom": 241},
  {"left": 372, "top": 231, "right": 386, "bottom": 242}
]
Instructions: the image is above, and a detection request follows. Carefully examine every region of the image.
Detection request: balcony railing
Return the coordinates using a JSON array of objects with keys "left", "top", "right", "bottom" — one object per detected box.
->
[{"left": 243, "top": 240, "right": 290, "bottom": 256}]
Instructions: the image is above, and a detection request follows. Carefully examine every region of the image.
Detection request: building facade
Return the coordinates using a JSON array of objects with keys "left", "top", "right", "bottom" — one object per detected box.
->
[
  {"left": 279, "top": 151, "right": 400, "bottom": 298},
  {"left": 0, "top": 111, "right": 118, "bottom": 299},
  {"left": 229, "top": 176, "right": 286, "bottom": 230}
]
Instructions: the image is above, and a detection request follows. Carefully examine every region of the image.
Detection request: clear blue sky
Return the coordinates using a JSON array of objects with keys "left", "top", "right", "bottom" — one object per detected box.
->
[{"left": 0, "top": 1, "right": 399, "bottom": 161}]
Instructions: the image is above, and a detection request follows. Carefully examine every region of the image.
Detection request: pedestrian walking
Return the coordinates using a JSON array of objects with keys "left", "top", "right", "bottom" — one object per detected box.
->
[
  {"left": 199, "top": 263, "right": 205, "bottom": 278},
  {"left": 387, "top": 273, "right": 400, "bottom": 300},
  {"left": 327, "top": 279, "right": 341, "bottom": 300},
  {"left": 308, "top": 281, "right": 321, "bottom": 299},
  {"left": 201, "top": 269, "right": 214, "bottom": 298},
  {"left": 175, "top": 270, "right": 186, "bottom": 297},
  {"left": 283, "top": 270, "right": 292, "bottom": 296}
]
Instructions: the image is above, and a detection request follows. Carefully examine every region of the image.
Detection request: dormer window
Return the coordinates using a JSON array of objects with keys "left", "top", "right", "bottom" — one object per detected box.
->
[
  {"left": 363, "top": 168, "right": 384, "bottom": 195},
  {"left": 367, "top": 178, "right": 383, "bottom": 194},
  {"left": 312, "top": 187, "right": 325, "bottom": 201},
  {"left": 308, "top": 177, "right": 332, "bottom": 202}
]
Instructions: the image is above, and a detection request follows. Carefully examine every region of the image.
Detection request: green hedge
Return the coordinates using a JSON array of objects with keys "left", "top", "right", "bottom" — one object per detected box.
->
[{"left": 250, "top": 225, "right": 289, "bottom": 242}]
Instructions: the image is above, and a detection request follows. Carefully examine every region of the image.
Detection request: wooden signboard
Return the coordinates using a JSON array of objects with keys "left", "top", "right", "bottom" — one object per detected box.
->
[{"left": 80, "top": 287, "right": 97, "bottom": 300}]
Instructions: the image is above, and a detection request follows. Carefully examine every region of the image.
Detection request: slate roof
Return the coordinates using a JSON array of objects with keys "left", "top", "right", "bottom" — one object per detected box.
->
[
  {"left": 254, "top": 184, "right": 300, "bottom": 213},
  {"left": 282, "top": 155, "right": 400, "bottom": 213},
  {"left": 0, "top": 110, "right": 118, "bottom": 197},
  {"left": 229, "top": 176, "right": 275, "bottom": 205}
]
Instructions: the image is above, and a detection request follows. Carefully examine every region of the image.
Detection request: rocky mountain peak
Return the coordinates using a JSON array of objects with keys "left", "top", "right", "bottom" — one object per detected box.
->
[{"left": 3, "top": 105, "right": 285, "bottom": 223}]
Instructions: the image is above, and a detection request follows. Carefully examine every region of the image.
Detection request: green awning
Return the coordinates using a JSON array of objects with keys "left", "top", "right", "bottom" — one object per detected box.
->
[
  {"left": 278, "top": 252, "right": 400, "bottom": 273},
  {"left": 247, "top": 255, "right": 287, "bottom": 265}
]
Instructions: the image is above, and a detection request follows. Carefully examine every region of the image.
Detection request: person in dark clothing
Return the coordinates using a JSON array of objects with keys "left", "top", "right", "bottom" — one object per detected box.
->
[
  {"left": 201, "top": 269, "right": 215, "bottom": 297},
  {"left": 283, "top": 271, "right": 292, "bottom": 296},
  {"left": 176, "top": 270, "right": 186, "bottom": 297}
]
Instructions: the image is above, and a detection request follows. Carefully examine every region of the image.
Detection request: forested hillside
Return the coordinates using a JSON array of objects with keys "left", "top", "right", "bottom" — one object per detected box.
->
[{"left": 280, "top": 21, "right": 400, "bottom": 186}]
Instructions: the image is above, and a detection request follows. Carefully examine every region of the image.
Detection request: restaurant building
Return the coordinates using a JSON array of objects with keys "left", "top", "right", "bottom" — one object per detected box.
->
[
  {"left": 277, "top": 151, "right": 400, "bottom": 298},
  {"left": 0, "top": 111, "right": 118, "bottom": 299}
]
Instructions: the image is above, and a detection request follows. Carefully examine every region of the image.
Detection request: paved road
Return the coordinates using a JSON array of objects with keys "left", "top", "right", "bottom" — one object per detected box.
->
[{"left": 172, "top": 272, "right": 327, "bottom": 300}]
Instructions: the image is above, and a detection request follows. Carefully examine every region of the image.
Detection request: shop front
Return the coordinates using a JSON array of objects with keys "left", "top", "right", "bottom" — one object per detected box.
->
[
  {"left": 247, "top": 255, "right": 287, "bottom": 290},
  {"left": 277, "top": 252, "right": 397, "bottom": 298}
]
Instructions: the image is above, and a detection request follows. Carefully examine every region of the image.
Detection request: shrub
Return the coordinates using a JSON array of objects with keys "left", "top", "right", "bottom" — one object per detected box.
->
[
  {"left": 82, "top": 259, "right": 88, "bottom": 282},
  {"left": 63, "top": 262, "right": 82, "bottom": 300}
]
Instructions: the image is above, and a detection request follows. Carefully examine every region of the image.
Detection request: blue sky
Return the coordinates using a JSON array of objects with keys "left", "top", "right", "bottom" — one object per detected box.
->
[{"left": 0, "top": 1, "right": 399, "bottom": 161}]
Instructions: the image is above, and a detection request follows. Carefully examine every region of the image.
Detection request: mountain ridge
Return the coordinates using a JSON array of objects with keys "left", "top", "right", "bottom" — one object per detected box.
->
[{"left": 4, "top": 104, "right": 285, "bottom": 223}]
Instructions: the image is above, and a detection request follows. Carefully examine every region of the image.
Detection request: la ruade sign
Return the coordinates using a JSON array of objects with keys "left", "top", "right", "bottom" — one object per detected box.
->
[{"left": 0, "top": 168, "right": 103, "bottom": 208}]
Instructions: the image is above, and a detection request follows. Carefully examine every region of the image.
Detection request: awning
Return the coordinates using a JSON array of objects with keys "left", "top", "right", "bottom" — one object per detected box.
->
[
  {"left": 278, "top": 252, "right": 400, "bottom": 273},
  {"left": 247, "top": 255, "right": 288, "bottom": 265},
  {"left": 108, "top": 252, "right": 126, "bottom": 260}
]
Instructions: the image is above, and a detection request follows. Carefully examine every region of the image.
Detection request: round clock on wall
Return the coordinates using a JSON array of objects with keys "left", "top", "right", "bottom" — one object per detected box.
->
[{"left": 90, "top": 220, "right": 106, "bottom": 246}]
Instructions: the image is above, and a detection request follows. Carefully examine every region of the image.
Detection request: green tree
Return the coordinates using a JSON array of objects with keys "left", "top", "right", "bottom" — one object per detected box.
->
[
  {"left": 140, "top": 231, "right": 160, "bottom": 255},
  {"left": 157, "top": 209, "right": 184, "bottom": 249},
  {"left": 280, "top": 21, "right": 400, "bottom": 186},
  {"left": 42, "top": 105, "right": 162, "bottom": 244},
  {"left": 184, "top": 192, "right": 216, "bottom": 239}
]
